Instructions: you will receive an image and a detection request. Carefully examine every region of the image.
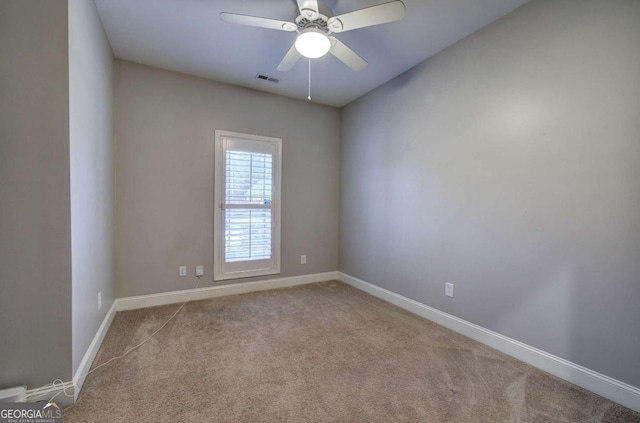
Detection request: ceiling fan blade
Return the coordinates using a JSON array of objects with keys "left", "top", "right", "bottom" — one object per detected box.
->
[
  {"left": 329, "top": 37, "right": 368, "bottom": 71},
  {"left": 296, "top": 0, "right": 320, "bottom": 21},
  {"left": 327, "top": 1, "right": 406, "bottom": 33},
  {"left": 277, "top": 44, "right": 302, "bottom": 71},
  {"left": 220, "top": 13, "right": 297, "bottom": 32}
]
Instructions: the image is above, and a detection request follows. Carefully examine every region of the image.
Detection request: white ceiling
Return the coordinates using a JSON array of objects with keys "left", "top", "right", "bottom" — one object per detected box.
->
[{"left": 95, "top": 0, "right": 528, "bottom": 107}]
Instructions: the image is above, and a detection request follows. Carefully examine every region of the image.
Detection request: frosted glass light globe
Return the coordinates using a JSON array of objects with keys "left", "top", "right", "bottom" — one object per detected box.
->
[{"left": 295, "top": 28, "right": 331, "bottom": 59}]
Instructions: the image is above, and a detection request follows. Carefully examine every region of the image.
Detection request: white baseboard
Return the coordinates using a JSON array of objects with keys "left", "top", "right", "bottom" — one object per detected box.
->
[
  {"left": 24, "top": 271, "right": 338, "bottom": 405},
  {"left": 72, "top": 301, "right": 118, "bottom": 401},
  {"left": 25, "top": 302, "right": 118, "bottom": 405},
  {"left": 25, "top": 271, "right": 639, "bottom": 413},
  {"left": 337, "top": 272, "right": 640, "bottom": 413},
  {"left": 25, "top": 381, "right": 75, "bottom": 407},
  {"left": 116, "top": 271, "right": 339, "bottom": 311}
]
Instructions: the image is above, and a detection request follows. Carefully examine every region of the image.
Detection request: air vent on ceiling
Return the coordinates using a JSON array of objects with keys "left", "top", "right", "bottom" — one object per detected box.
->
[{"left": 256, "top": 73, "right": 279, "bottom": 83}]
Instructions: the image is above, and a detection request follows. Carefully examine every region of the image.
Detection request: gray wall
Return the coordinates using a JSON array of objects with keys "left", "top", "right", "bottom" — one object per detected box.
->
[
  {"left": 115, "top": 61, "right": 340, "bottom": 297},
  {"left": 69, "top": 0, "right": 115, "bottom": 376},
  {"left": 340, "top": 0, "right": 640, "bottom": 388},
  {"left": 0, "top": 0, "right": 73, "bottom": 388}
]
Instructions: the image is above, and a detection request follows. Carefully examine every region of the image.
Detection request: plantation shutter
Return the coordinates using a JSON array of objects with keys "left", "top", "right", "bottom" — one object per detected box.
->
[{"left": 214, "top": 132, "right": 281, "bottom": 280}]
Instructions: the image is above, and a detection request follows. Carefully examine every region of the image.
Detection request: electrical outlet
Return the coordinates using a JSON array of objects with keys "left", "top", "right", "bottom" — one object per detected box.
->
[
  {"left": 445, "top": 282, "right": 454, "bottom": 298},
  {"left": 300, "top": 255, "right": 307, "bottom": 265},
  {"left": 98, "top": 291, "right": 102, "bottom": 310},
  {"left": 196, "top": 265, "right": 204, "bottom": 277},
  {"left": 179, "top": 266, "right": 187, "bottom": 277}
]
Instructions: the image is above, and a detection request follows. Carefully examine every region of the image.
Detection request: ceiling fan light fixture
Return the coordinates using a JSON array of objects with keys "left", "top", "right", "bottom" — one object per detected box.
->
[{"left": 295, "top": 28, "right": 331, "bottom": 59}]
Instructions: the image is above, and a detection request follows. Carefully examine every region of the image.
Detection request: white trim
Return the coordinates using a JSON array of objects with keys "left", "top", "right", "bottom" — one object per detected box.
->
[
  {"left": 213, "top": 268, "right": 280, "bottom": 282},
  {"left": 72, "top": 301, "right": 118, "bottom": 401},
  {"left": 24, "top": 272, "right": 337, "bottom": 405},
  {"left": 337, "top": 272, "right": 640, "bottom": 413},
  {"left": 26, "top": 381, "right": 75, "bottom": 407},
  {"left": 213, "top": 130, "right": 282, "bottom": 282},
  {"left": 24, "top": 271, "right": 639, "bottom": 413},
  {"left": 25, "top": 303, "right": 118, "bottom": 406},
  {"left": 117, "top": 271, "right": 339, "bottom": 311}
]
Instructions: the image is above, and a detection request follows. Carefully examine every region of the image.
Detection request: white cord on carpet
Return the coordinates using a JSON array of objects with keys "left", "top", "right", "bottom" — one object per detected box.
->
[{"left": 47, "top": 278, "right": 202, "bottom": 405}]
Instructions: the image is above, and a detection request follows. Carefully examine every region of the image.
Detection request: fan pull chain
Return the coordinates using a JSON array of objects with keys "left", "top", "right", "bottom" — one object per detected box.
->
[{"left": 308, "top": 59, "right": 312, "bottom": 101}]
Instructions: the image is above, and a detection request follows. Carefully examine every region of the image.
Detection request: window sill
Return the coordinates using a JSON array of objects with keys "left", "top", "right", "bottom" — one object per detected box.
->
[{"left": 213, "top": 268, "right": 281, "bottom": 282}]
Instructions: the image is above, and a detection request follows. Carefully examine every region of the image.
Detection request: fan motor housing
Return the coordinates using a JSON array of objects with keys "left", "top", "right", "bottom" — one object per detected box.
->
[{"left": 295, "top": 2, "right": 333, "bottom": 32}]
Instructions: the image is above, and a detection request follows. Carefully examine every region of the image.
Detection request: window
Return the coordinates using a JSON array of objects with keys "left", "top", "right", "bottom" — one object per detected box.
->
[{"left": 214, "top": 130, "right": 281, "bottom": 281}]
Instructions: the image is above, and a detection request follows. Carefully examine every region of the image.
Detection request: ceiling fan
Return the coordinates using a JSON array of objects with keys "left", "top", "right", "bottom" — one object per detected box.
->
[{"left": 220, "top": 0, "right": 406, "bottom": 72}]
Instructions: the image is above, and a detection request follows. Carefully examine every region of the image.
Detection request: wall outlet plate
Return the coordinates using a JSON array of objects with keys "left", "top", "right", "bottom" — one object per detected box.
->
[
  {"left": 196, "top": 265, "right": 204, "bottom": 277},
  {"left": 445, "top": 282, "right": 454, "bottom": 298},
  {"left": 98, "top": 291, "right": 102, "bottom": 310},
  {"left": 179, "top": 266, "right": 187, "bottom": 277},
  {"left": 301, "top": 255, "right": 307, "bottom": 265}
]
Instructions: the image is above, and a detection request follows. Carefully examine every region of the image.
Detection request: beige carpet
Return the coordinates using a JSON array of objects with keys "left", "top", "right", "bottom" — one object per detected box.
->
[{"left": 65, "top": 281, "right": 639, "bottom": 422}]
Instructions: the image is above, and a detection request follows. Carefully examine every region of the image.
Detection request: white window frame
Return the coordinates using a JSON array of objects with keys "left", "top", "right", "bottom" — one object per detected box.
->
[{"left": 214, "top": 130, "right": 282, "bottom": 281}]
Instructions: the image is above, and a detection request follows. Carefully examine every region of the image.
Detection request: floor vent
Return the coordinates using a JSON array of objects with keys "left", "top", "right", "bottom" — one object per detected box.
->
[{"left": 256, "top": 73, "right": 279, "bottom": 83}]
